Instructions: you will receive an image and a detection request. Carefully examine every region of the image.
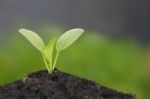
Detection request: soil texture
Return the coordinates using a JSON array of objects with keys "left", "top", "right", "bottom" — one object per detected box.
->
[{"left": 0, "top": 69, "right": 136, "bottom": 99}]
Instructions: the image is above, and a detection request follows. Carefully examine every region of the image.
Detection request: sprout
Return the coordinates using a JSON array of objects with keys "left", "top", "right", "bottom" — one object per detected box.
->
[{"left": 19, "top": 28, "right": 84, "bottom": 73}]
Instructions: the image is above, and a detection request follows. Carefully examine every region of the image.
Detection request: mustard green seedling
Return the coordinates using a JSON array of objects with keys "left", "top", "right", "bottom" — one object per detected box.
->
[{"left": 19, "top": 28, "right": 84, "bottom": 73}]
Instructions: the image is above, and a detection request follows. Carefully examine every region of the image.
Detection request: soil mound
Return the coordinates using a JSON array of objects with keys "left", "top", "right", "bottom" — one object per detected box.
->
[{"left": 0, "top": 69, "right": 136, "bottom": 99}]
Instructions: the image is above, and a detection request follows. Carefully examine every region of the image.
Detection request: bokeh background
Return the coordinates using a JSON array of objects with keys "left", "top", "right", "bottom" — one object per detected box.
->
[{"left": 0, "top": 0, "right": 150, "bottom": 99}]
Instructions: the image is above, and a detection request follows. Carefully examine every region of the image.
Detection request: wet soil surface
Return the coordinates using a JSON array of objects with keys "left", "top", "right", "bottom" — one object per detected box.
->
[{"left": 0, "top": 69, "right": 136, "bottom": 99}]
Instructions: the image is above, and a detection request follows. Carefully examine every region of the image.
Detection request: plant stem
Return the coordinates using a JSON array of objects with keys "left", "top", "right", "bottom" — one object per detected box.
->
[
  {"left": 53, "top": 51, "right": 60, "bottom": 69},
  {"left": 42, "top": 53, "right": 50, "bottom": 73}
]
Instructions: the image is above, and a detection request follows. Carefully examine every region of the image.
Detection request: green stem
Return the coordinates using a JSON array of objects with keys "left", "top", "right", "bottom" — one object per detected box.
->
[
  {"left": 50, "top": 53, "right": 53, "bottom": 70},
  {"left": 53, "top": 51, "right": 60, "bottom": 70},
  {"left": 42, "top": 53, "right": 50, "bottom": 73}
]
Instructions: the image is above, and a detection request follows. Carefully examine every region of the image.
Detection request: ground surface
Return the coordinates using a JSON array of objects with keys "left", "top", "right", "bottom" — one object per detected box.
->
[{"left": 0, "top": 69, "right": 136, "bottom": 99}]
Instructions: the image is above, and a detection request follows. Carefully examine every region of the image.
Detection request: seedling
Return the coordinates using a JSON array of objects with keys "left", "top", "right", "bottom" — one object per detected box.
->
[{"left": 19, "top": 28, "right": 84, "bottom": 73}]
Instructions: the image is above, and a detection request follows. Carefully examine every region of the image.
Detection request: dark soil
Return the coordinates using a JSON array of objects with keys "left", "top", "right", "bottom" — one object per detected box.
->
[{"left": 0, "top": 69, "right": 136, "bottom": 99}]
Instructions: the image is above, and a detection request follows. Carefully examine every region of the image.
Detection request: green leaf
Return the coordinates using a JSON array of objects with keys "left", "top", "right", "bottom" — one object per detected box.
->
[
  {"left": 56, "top": 28, "right": 84, "bottom": 51},
  {"left": 19, "top": 28, "right": 45, "bottom": 52},
  {"left": 44, "top": 37, "right": 57, "bottom": 66}
]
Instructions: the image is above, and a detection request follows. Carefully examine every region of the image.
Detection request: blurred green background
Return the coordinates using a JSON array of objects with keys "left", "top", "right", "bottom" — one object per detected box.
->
[{"left": 0, "top": 26, "right": 150, "bottom": 99}]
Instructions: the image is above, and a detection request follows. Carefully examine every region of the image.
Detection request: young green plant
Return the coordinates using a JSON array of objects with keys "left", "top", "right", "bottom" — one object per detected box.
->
[{"left": 19, "top": 28, "right": 84, "bottom": 73}]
